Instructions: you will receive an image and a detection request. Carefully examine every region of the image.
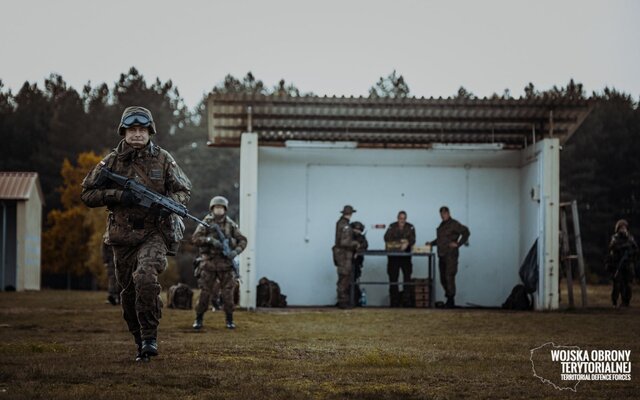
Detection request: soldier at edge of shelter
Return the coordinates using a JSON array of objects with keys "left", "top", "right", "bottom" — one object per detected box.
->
[
  {"left": 606, "top": 219, "right": 638, "bottom": 308},
  {"left": 81, "top": 106, "right": 192, "bottom": 362}
]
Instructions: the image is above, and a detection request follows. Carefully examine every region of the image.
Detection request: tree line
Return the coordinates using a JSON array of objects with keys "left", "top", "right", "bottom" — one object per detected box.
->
[{"left": 0, "top": 68, "right": 638, "bottom": 288}]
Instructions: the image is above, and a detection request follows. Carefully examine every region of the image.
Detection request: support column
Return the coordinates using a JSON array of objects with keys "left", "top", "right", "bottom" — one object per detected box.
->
[
  {"left": 239, "top": 132, "right": 258, "bottom": 310},
  {"left": 538, "top": 138, "right": 560, "bottom": 310}
]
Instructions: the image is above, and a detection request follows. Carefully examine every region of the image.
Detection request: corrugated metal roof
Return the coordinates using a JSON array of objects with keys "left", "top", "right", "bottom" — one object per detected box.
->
[
  {"left": 207, "top": 94, "right": 593, "bottom": 149},
  {"left": 0, "top": 172, "right": 43, "bottom": 203}
]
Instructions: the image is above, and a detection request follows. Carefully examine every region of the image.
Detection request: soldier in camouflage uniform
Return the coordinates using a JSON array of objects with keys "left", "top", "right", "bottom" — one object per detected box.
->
[
  {"left": 429, "top": 206, "right": 470, "bottom": 308},
  {"left": 606, "top": 219, "right": 638, "bottom": 308},
  {"left": 81, "top": 106, "right": 192, "bottom": 362},
  {"left": 333, "top": 205, "right": 360, "bottom": 309},
  {"left": 192, "top": 196, "right": 247, "bottom": 329},
  {"left": 384, "top": 211, "right": 416, "bottom": 307},
  {"left": 102, "top": 242, "right": 120, "bottom": 305}
]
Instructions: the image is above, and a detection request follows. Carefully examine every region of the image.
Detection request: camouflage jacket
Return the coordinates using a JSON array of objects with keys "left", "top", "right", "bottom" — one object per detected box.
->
[
  {"left": 384, "top": 222, "right": 416, "bottom": 251},
  {"left": 432, "top": 218, "right": 470, "bottom": 256},
  {"left": 81, "top": 139, "right": 191, "bottom": 246},
  {"left": 607, "top": 232, "right": 638, "bottom": 274},
  {"left": 192, "top": 214, "right": 247, "bottom": 270},
  {"left": 334, "top": 217, "right": 359, "bottom": 252}
]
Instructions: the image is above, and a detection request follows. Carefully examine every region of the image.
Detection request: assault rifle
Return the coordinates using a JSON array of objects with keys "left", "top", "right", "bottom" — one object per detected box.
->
[
  {"left": 209, "top": 222, "right": 241, "bottom": 280},
  {"left": 98, "top": 168, "right": 210, "bottom": 228},
  {"left": 613, "top": 249, "right": 630, "bottom": 280}
]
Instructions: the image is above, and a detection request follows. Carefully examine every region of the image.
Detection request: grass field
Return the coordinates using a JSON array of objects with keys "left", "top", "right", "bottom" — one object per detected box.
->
[{"left": 0, "top": 285, "right": 638, "bottom": 399}]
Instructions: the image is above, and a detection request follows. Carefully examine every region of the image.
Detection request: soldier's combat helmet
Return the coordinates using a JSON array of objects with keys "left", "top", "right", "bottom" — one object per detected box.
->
[
  {"left": 118, "top": 106, "right": 157, "bottom": 136},
  {"left": 210, "top": 196, "right": 229, "bottom": 210},
  {"left": 615, "top": 219, "right": 629, "bottom": 232},
  {"left": 350, "top": 221, "right": 365, "bottom": 232}
]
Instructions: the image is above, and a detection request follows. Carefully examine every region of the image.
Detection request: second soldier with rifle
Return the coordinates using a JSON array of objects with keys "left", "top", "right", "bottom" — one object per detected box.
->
[
  {"left": 81, "top": 106, "right": 193, "bottom": 362},
  {"left": 192, "top": 196, "right": 247, "bottom": 330}
]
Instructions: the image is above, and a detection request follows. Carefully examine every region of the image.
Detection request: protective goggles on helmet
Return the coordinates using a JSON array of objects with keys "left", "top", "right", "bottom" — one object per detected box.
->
[{"left": 122, "top": 113, "right": 152, "bottom": 128}]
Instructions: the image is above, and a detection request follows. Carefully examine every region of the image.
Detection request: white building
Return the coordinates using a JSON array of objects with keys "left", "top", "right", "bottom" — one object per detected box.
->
[
  {"left": 0, "top": 172, "right": 44, "bottom": 291},
  {"left": 207, "top": 95, "right": 591, "bottom": 310}
]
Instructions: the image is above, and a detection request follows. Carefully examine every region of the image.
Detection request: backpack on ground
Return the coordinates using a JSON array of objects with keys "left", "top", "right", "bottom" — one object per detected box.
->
[
  {"left": 168, "top": 283, "right": 193, "bottom": 310},
  {"left": 502, "top": 284, "right": 532, "bottom": 310},
  {"left": 256, "top": 277, "right": 287, "bottom": 307}
]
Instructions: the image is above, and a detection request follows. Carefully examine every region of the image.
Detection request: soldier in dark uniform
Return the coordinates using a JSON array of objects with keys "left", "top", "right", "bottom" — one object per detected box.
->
[
  {"left": 606, "top": 219, "right": 638, "bottom": 308},
  {"left": 333, "top": 205, "right": 360, "bottom": 309},
  {"left": 192, "top": 196, "right": 247, "bottom": 329},
  {"left": 351, "top": 221, "right": 369, "bottom": 305},
  {"left": 102, "top": 242, "right": 120, "bottom": 305},
  {"left": 384, "top": 211, "right": 416, "bottom": 307},
  {"left": 81, "top": 106, "right": 192, "bottom": 362},
  {"left": 429, "top": 206, "right": 470, "bottom": 308}
]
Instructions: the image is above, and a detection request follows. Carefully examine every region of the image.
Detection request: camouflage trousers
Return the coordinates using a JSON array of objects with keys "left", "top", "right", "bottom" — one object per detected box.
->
[
  {"left": 335, "top": 251, "right": 354, "bottom": 307},
  {"left": 196, "top": 268, "right": 236, "bottom": 315},
  {"left": 105, "top": 262, "right": 120, "bottom": 298},
  {"left": 438, "top": 253, "right": 458, "bottom": 299},
  {"left": 113, "top": 232, "right": 167, "bottom": 341}
]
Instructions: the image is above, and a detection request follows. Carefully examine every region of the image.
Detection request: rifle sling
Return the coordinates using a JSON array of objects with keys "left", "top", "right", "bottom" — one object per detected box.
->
[{"left": 131, "top": 163, "right": 156, "bottom": 189}]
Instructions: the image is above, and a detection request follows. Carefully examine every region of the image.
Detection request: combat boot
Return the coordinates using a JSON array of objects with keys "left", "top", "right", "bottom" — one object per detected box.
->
[
  {"left": 225, "top": 312, "right": 236, "bottom": 329},
  {"left": 193, "top": 313, "right": 203, "bottom": 330},
  {"left": 141, "top": 339, "right": 158, "bottom": 358},
  {"left": 133, "top": 334, "right": 147, "bottom": 362},
  {"left": 445, "top": 296, "right": 455, "bottom": 309},
  {"left": 107, "top": 294, "right": 117, "bottom": 306}
]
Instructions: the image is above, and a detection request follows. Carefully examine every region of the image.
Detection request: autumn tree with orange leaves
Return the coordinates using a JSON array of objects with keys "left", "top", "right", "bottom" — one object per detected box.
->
[{"left": 42, "top": 152, "right": 108, "bottom": 289}]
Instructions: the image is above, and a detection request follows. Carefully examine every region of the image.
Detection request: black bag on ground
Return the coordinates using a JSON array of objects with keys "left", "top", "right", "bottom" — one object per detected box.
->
[
  {"left": 256, "top": 277, "right": 287, "bottom": 307},
  {"left": 519, "top": 240, "right": 538, "bottom": 294},
  {"left": 502, "top": 284, "right": 532, "bottom": 310},
  {"left": 167, "top": 283, "right": 193, "bottom": 309}
]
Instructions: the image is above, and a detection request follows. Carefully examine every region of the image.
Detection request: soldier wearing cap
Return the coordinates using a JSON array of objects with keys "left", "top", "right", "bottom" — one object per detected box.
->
[
  {"left": 332, "top": 205, "right": 360, "bottom": 308},
  {"left": 81, "top": 106, "right": 192, "bottom": 362},
  {"left": 192, "top": 196, "right": 247, "bottom": 329},
  {"left": 606, "top": 219, "right": 638, "bottom": 308},
  {"left": 429, "top": 206, "right": 470, "bottom": 308},
  {"left": 384, "top": 211, "right": 416, "bottom": 307}
]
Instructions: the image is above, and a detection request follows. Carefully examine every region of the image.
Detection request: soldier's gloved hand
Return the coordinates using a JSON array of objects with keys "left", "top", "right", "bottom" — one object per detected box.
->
[
  {"left": 206, "top": 236, "right": 223, "bottom": 249},
  {"left": 150, "top": 203, "right": 172, "bottom": 218},
  {"left": 119, "top": 189, "right": 140, "bottom": 206}
]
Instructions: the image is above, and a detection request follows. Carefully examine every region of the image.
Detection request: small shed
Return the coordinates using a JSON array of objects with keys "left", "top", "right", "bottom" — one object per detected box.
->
[
  {"left": 207, "top": 94, "right": 592, "bottom": 310},
  {"left": 0, "top": 172, "right": 44, "bottom": 291}
]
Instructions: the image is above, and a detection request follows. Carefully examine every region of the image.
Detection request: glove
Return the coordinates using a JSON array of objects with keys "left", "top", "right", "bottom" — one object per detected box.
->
[
  {"left": 206, "top": 236, "right": 223, "bottom": 249},
  {"left": 150, "top": 203, "right": 171, "bottom": 218},
  {"left": 119, "top": 189, "right": 140, "bottom": 206}
]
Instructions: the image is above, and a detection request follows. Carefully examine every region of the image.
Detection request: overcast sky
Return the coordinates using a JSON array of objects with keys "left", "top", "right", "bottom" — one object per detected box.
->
[{"left": 1, "top": 0, "right": 639, "bottom": 108}]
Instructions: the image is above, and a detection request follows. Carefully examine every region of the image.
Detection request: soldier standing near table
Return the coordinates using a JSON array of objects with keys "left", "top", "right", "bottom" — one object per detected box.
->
[
  {"left": 606, "top": 219, "right": 638, "bottom": 308},
  {"left": 384, "top": 211, "right": 416, "bottom": 307},
  {"left": 333, "top": 205, "right": 360, "bottom": 309},
  {"left": 81, "top": 106, "right": 192, "bottom": 362},
  {"left": 192, "top": 196, "right": 247, "bottom": 329},
  {"left": 429, "top": 206, "right": 470, "bottom": 308}
]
